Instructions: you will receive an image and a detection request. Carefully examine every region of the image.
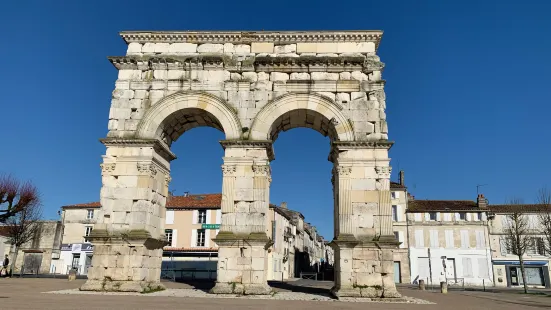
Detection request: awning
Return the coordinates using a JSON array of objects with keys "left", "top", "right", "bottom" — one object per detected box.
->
[{"left": 493, "top": 260, "right": 548, "bottom": 266}]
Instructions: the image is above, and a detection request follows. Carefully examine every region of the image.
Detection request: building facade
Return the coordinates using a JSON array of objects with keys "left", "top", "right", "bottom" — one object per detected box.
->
[
  {"left": 406, "top": 196, "right": 493, "bottom": 286},
  {"left": 488, "top": 204, "right": 551, "bottom": 288},
  {"left": 390, "top": 171, "right": 411, "bottom": 284}
]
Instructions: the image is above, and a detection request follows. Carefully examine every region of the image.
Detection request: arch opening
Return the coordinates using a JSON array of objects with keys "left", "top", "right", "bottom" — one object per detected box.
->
[
  {"left": 269, "top": 109, "right": 338, "bottom": 142},
  {"left": 157, "top": 108, "right": 223, "bottom": 146}
]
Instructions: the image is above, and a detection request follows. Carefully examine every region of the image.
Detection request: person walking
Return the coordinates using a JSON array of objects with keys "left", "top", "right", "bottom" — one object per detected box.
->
[{"left": 1, "top": 255, "right": 9, "bottom": 277}]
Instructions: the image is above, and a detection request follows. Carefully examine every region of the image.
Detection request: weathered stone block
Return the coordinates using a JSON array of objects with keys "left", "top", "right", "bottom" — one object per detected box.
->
[
  {"left": 351, "top": 71, "right": 369, "bottom": 81},
  {"left": 290, "top": 72, "right": 310, "bottom": 80},
  {"left": 251, "top": 42, "right": 274, "bottom": 53},
  {"left": 270, "top": 72, "right": 289, "bottom": 81},
  {"left": 168, "top": 43, "right": 197, "bottom": 54},
  {"left": 274, "top": 44, "right": 296, "bottom": 54},
  {"left": 311, "top": 72, "right": 339, "bottom": 80},
  {"left": 154, "top": 43, "right": 170, "bottom": 53},
  {"left": 198, "top": 43, "right": 224, "bottom": 53},
  {"left": 242, "top": 72, "right": 258, "bottom": 82}
]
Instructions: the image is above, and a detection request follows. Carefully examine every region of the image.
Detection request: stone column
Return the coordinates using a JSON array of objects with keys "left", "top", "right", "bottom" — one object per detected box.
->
[
  {"left": 81, "top": 139, "right": 175, "bottom": 292},
  {"left": 211, "top": 141, "right": 273, "bottom": 295},
  {"left": 329, "top": 141, "right": 400, "bottom": 299},
  {"left": 375, "top": 166, "right": 393, "bottom": 239}
]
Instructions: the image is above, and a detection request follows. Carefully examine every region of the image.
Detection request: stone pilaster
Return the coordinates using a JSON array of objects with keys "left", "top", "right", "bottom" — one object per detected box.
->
[
  {"left": 334, "top": 165, "right": 354, "bottom": 239},
  {"left": 211, "top": 140, "right": 273, "bottom": 295},
  {"left": 375, "top": 166, "right": 393, "bottom": 239},
  {"left": 81, "top": 138, "right": 175, "bottom": 292}
]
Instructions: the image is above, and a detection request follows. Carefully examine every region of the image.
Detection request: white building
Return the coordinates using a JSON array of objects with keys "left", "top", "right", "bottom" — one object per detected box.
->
[{"left": 406, "top": 195, "right": 493, "bottom": 286}]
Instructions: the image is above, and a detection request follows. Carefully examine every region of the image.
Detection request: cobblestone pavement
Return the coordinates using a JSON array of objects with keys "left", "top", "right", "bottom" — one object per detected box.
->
[{"left": 1, "top": 278, "right": 551, "bottom": 309}]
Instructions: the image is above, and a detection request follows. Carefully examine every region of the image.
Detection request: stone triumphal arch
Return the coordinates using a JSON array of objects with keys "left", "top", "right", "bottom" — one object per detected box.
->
[{"left": 81, "top": 30, "right": 400, "bottom": 298}]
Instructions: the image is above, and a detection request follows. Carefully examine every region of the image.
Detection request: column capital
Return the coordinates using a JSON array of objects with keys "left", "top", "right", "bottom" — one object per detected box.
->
[
  {"left": 252, "top": 164, "right": 271, "bottom": 177},
  {"left": 221, "top": 165, "right": 237, "bottom": 176},
  {"left": 100, "top": 138, "right": 176, "bottom": 162},
  {"left": 100, "top": 163, "right": 116, "bottom": 175},
  {"left": 375, "top": 166, "right": 392, "bottom": 179},
  {"left": 333, "top": 166, "right": 352, "bottom": 177}
]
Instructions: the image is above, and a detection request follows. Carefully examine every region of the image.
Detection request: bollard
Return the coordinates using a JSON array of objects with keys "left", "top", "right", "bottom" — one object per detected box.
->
[
  {"left": 419, "top": 279, "right": 426, "bottom": 290},
  {"left": 440, "top": 281, "right": 448, "bottom": 294},
  {"left": 68, "top": 269, "right": 77, "bottom": 281}
]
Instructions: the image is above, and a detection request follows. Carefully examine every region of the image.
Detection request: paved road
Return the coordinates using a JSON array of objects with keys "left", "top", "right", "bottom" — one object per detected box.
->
[{"left": 0, "top": 278, "right": 550, "bottom": 309}]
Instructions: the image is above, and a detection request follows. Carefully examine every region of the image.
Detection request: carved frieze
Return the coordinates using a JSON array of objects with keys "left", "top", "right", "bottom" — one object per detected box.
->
[
  {"left": 334, "top": 166, "right": 352, "bottom": 177},
  {"left": 100, "top": 163, "right": 116, "bottom": 175},
  {"left": 164, "top": 174, "right": 172, "bottom": 187}
]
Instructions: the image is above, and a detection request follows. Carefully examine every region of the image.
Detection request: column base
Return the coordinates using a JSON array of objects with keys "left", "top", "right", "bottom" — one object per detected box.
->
[
  {"left": 210, "top": 282, "right": 272, "bottom": 295},
  {"left": 80, "top": 279, "right": 165, "bottom": 293},
  {"left": 331, "top": 285, "right": 402, "bottom": 299}
]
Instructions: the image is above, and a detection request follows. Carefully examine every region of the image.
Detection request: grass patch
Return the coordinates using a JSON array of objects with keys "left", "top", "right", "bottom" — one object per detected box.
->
[{"left": 141, "top": 285, "right": 165, "bottom": 294}]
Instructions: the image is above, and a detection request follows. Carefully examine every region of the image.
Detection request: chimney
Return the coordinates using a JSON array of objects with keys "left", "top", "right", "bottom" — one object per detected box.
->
[
  {"left": 477, "top": 194, "right": 488, "bottom": 208},
  {"left": 399, "top": 170, "right": 405, "bottom": 186},
  {"left": 280, "top": 202, "right": 287, "bottom": 209},
  {"left": 184, "top": 191, "right": 189, "bottom": 197}
]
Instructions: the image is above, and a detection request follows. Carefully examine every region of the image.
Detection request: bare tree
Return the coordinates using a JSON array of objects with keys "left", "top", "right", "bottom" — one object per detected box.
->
[
  {"left": 0, "top": 175, "right": 41, "bottom": 223},
  {"left": 537, "top": 188, "right": 551, "bottom": 254},
  {"left": 503, "top": 198, "right": 531, "bottom": 294},
  {"left": 3, "top": 191, "right": 42, "bottom": 276}
]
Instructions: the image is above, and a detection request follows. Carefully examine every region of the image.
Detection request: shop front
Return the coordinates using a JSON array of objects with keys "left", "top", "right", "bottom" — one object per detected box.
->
[
  {"left": 493, "top": 260, "right": 551, "bottom": 288},
  {"left": 59, "top": 243, "right": 94, "bottom": 275}
]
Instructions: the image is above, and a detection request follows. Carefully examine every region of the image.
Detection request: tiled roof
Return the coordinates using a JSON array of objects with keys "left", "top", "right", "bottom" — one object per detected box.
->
[
  {"left": 167, "top": 194, "right": 221, "bottom": 209},
  {"left": 163, "top": 247, "right": 218, "bottom": 252},
  {"left": 62, "top": 202, "right": 101, "bottom": 209},
  {"left": 390, "top": 182, "right": 406, "bottom": 189},
  {"left": 489, "top": 204, "right": 551, "bottom": 213},
  {"left": 407, "top": 200, "right": 480, "bottom": 212},
  {"left": 63, "top": 193, "right": 223, "bottom": 210}
]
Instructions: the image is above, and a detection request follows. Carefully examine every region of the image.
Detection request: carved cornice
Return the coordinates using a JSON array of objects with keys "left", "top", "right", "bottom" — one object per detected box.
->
[
  {"left": 137, "top": 162, "right": 158, "bottom": 176},
  {"left": 120, "top": 31, "right": 383, "bottom": 50},
  {"left": 219, "top": 140, "right": 275, "bottom": 161},
  {"left": 100, "top": 138, "right": 177, "bottom": 162},
  {"left": 108, "top": 55, "right": 378, "bottom": 73},
  {"left": 332, "top": 140, "right": 394, "bottom": 150}
]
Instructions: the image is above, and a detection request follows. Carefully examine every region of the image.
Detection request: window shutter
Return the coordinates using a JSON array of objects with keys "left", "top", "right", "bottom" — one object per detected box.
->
[
  {"left": 499, "top": 237, "right": 508, "bottom": 256},
  {"left": 414, "top": 213, "right": 422, "bottom": 222},
  {"left": 206, "top": 210, "right": 211, "bottom": 224},
  {"left": 165, "top": 210, "right": 174, "bottom": 225},
  {"left": 462, "top": 257, "right": 472, "bottom": 277},
  {"left": 445, "top": 230, "right": 454, "bottom": 248},
  {"left": 216, "top": 209, "right": 222, "bottom": 224},
  {"left": 396, "top": 205, "right": 402, "bottom": 222},
  {"left": 466, "top": 213, "right": 471, "bottom": 221},
  {"left": 475, "top": 231, "right": 485, "bottom": 249},
  {"left": 205, "top": 229, "right": 210, "bottom": 247},
  {"left": 415, "top": 230, "right": 424, "bottom": 248},
  {"left": 455, "top": 213, "right": 460, "bottom": 221},
  {"left": 424, "top": 213, "right": 430, "bottom": 221},
  {"left": 172, "top": 229, "right": 178, "bottom": 247},
  {"left": 192, "top": 210, "right": 198, "bottom": 224},
  {"left": 430, "top": 230, "right": 439, "bottom": 248},
  {"left": 478, "top": 258, "right": 489, "bottom": 278},
  {"left": 461, "top": 230, "right": 469, "bottom": 249},
  {"left": 436, "top": 212, "right": 441, "bottom": 221},
  {"left": 395, "top": 191, "right": 400, "bottom": 199},
  {"left": 191, "top": 229, "right": 197, "bottom": 247},
  {"left": 398, "top": 231, "right": 405, "bottom": 248}
]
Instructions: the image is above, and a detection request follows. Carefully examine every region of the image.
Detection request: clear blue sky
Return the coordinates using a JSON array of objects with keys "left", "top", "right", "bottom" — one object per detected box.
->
[{"left": 1, "top": 0, "right": 550, "bottom": 239}]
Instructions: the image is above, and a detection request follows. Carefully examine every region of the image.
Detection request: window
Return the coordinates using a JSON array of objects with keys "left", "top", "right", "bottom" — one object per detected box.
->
[
  {"left": 527, "top": 238, "right": 545, "bottom": 256},
  {"left": 87, "top": 209, "right": 94, "bottom": 220},
  {"left": 272, "top": 221, "right": 276, "bottom": 249},
  {"left": 462, "top": 257, "right": 473, "bottom": 277},
  {"left": 429, "top": 212, "right": 437, "bottom": 221},
  {"left": 392, "top": 192, "right": 399, "bottom": 199},
  {"left": 394, "top": 231, "right": 400, "bottom": 241},
  {"left": 477, "top": 212, "right": 482, "bottom": 221},
  {"left": 84, "top": 226, "right": 93, "bottom": 242},
  {"left": 475, "top": 231, "right": 486, "bottom": 249},
  {"left": 478, "top": 258, "right": 489, "bottom": 278},
  {"left": 165, "top": 229, "right": 173, "bottom": 245},
  {"left": 459, "top": 212, "right": 466, "bottom": 221},
  {"left": 392, "top": 205, "right": 398, "bottom": 221},
  {"left": 197, "top": 210, "right": 207, "bottom": 224},
  {"left": 445, "top": 230, "right": 454, "bottom": 248},
  {"left": 196, "top": 229, "right": 206, "bottom": 247}
]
